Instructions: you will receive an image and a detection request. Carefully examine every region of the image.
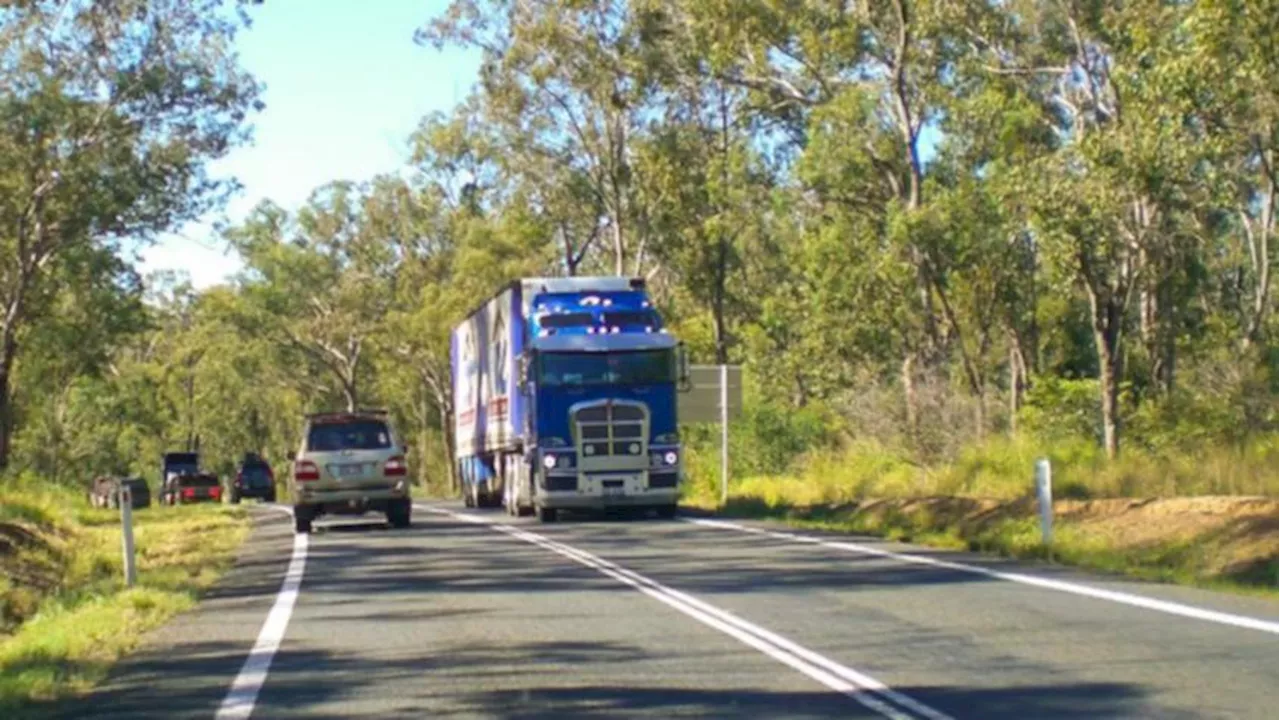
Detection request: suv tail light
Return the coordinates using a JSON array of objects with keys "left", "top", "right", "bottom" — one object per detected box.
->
[
  {"left": 210, "top": 486, "right": 221, "bottom": 499},
  {"left": 384, "top": 455, "right": 407, "bottom": 477},
  {"left": 182, "top": 487, "right": 195, "bottom": 499},
  {"left": 294, "top": 460, "right": 320, "bottom": 482}
]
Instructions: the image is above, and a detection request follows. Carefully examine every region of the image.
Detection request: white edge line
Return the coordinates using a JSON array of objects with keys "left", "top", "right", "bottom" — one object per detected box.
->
[
  {"left": 683, "top": 518, "right": 1280, "bottom": 635},
  {"left": 216, "top": 507, "right": 308, "bottom": 720},
  {"left": 426, "top": 506, "right": 949, "bottom": 720}
]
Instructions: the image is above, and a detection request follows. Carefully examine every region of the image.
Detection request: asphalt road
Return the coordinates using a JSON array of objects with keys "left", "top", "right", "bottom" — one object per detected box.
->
[{"left": 54, "top": 502, "right": 1279, "bottom": 719}]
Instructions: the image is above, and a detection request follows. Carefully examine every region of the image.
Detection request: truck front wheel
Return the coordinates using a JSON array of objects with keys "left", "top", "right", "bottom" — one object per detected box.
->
[{"left": 537, "top": 505, "right": 558, "bottom": 523}]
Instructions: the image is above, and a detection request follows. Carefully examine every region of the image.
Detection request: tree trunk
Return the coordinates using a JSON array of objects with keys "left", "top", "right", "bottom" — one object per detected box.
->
[
  {"left": 1007, "top": 336, "right": 1025, "bottom": 437},
  {"left": 973, "top": 387, "right": 987, "bottom": 443},
  {"left": 712, "top": 240, "right": 729, "bottom": 365},
  {"left": 1086, "top": 288, "right": 1124, "bottom": 460},
  {"left": 341, "top": 374, "right": 358, "bottom": 412},
  {"left": 0, "top": 337, "right": 16, "bottom": 471},
  {"left": 1096, "top": 332, "right": 1121, "bottom": 460},
  {"left": 901, "top": 353, "right": 919, "bottom": 448}
]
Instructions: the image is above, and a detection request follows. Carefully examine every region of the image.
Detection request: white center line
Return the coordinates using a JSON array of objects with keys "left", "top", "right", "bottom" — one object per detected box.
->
[
  {"left": 427, "top": 506, "right": 951, "bottom": 720},
  {"left": 683, "top": 517, "right": 1280, "bottom": 635},
  {"left": 216, "top": 512, "right": 308, "bottom": 720}
]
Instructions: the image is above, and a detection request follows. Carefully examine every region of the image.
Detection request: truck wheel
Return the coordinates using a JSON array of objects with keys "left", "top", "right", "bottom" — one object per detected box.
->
[
  {"left": 656, "top": 504, "right": 678, "bottom": 520},
  {"left": 294, "top": 514, "right": 312, "bottom": 534},
  {"left": 537, "top": 505, "right": 558, "bottom": 523},
  {"left": 464, "top": 485, "right": 475, "bottom": 508}
]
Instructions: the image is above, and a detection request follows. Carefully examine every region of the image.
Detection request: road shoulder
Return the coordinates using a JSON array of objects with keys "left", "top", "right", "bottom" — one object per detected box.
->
[{"left": 40, "top": 506, "right": 295, "bottom": 720}]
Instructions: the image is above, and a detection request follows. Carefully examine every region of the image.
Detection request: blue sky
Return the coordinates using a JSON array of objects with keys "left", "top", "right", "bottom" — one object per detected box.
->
[{"left": 138, "top": 0, "right": 480, "bottom": 289}]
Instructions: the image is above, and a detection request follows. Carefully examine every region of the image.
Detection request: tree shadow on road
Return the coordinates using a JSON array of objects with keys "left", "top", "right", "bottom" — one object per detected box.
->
[{"left": 29, "top": 636, "right": 1163, "bottom": 720}]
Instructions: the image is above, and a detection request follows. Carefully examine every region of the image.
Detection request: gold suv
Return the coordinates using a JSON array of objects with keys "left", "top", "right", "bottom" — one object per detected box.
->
[{"left": 289, "top": 410, "right": 411, "bottom": 533}]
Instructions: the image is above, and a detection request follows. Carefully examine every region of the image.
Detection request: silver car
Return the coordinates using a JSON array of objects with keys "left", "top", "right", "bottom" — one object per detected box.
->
[{"left": 289, "top": 410, "right": 412, "bottom": 533}]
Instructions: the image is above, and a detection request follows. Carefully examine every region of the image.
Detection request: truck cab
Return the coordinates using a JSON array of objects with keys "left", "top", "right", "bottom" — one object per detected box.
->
[
  {"left": 453, "top": 276, "right": 690, "bottom": 523},
  {"left": 521, "top": 336, "right": 686, "bottom": 521}
]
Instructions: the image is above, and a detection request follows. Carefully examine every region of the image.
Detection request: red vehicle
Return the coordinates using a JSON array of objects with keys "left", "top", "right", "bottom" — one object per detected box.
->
[{"left": 162, "top": 473, "right": 222, "bottom": 505}]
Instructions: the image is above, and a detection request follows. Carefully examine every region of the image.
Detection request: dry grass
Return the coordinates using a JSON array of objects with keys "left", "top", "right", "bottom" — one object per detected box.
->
[{"left": 682, "top": 434, "right": 1279, "bottom": 592}]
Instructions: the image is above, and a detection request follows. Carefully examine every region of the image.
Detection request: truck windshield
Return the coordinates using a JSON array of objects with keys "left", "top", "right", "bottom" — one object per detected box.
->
[
  {"left": 307, "top": 420, "right": 393, "bottom": 451},
  {"left": 538, "top": 350, "right": 674, "bottom": 387}
]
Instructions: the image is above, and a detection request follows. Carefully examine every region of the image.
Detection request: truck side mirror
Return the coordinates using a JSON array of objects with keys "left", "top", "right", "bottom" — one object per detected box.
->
[{"left": 677, "top": 343, "right": 692, "bottom": 393}]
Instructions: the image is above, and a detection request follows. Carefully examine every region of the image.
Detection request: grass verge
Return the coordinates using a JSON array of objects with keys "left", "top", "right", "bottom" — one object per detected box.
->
[
  {"left": 681, "top": 434, "right": 1279, "bottom": 595},
  {"left": 682, "top": 493, "right": 1278, "bottom": 596},
  {"left": 0, "top": 480, "right": 249, "bottom": 717}
]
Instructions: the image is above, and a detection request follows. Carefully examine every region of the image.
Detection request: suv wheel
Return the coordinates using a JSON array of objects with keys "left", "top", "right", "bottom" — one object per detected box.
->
[
  {"left": 386, "top": 498, "right": 411, "bottom": 528},
  {"left": 294, "top": 512, "right": 312, "bottom": 534},
  {"left": 228, "top": 490, "right": 241, "bottom": 505},
  {"left": 265, "top": 489, "right": 277, "bottom": 503}
]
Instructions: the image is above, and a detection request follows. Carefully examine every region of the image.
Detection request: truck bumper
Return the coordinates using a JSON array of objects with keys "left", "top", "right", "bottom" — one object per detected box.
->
[{"left": 538, "top": 489, "right": 678, "bottom": 510}]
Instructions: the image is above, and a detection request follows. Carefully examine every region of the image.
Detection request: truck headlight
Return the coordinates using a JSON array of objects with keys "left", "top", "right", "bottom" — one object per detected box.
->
[
  {"left": 557, "top": 455, "right": 573, "bottom": 469},
  {"left": 664, "top": 451, "right": 678, "bottom": 466},
  {"left": 628, "top": 443, "right": 641, "bottom": 455},
  {"left": 543, "top": 455, "right": 558, "bottom": 469}
]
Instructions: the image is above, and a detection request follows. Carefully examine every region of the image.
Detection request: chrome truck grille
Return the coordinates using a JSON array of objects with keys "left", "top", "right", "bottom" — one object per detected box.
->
[{"left": 573, "top": 401, "right": 648, "bottom": 459}]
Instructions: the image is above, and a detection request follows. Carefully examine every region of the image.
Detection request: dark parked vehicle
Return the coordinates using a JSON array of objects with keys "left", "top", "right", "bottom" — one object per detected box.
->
[
  {"left": 88, "top": 476, "right": 151, "bottom": 509},
  {"left": 161, "top": 472, "right": 222, "bottom": 505},
  {"left": 162, "top": 451, "right": 200, "bottom": 484},
  {"left": 229, "top": 453, "right": 277, "bottom": 503}
]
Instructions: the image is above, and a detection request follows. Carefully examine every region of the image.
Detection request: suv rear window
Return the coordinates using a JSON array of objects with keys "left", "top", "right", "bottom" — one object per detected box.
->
[
  {"left": 307, "top": 420, "right": 392, "bottom": 452},
  {"left": 241, "top": 465, "right": 271, "bottom": 481}
]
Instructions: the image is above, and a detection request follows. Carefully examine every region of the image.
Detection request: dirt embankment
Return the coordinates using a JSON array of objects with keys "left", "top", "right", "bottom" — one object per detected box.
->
[{"left": 0, "top": 517, "right": 70, "bottom": 632}]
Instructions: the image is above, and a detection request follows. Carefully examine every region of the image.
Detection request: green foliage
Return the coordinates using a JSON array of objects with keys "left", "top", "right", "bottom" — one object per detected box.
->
[
  {"left": 1017, "top": 377, "right": 1102, "bottom": 446},
  {"left": 0, "top": 0, "right": 1275, "bottom": 512}
]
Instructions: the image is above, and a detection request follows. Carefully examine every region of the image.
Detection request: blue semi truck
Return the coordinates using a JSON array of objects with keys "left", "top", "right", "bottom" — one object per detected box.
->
[{"left": 451, "top": 276, "right": 689, "bottom": 522}]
